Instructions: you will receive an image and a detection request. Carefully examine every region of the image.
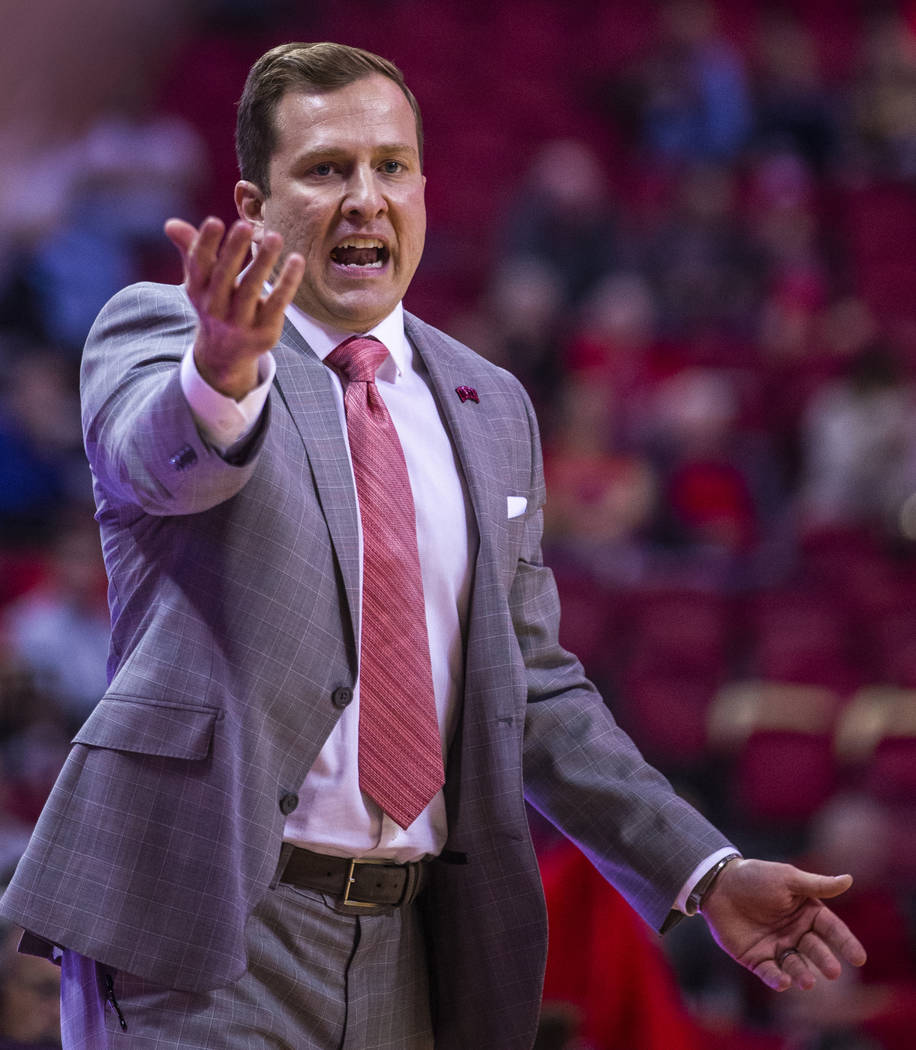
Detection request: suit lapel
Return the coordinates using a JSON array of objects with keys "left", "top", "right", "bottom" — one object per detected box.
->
[
  {"left": 271, "top": 318, "right": 360, "bottom": 646},
  {"left": 270, "top": 312, "right": 504, "bottom": 667}
]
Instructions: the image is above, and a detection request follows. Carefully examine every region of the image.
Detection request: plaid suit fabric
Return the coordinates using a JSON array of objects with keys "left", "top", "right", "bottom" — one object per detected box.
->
[
  {"left": 1, "top": 283, "right": 731, "bottom": 1050},
  {"left": 61, "top": 883, "right": 433, "bottom": 1049}
]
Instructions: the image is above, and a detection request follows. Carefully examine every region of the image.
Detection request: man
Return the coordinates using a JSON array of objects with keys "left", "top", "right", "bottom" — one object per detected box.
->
[{"left": 0, "top": 42, "right": 865, "bottom": 1050}]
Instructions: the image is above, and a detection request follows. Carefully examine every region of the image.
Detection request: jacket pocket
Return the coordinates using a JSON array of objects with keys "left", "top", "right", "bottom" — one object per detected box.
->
[{"left": 72, "top": 695, "right": 219, "bottom": 760}]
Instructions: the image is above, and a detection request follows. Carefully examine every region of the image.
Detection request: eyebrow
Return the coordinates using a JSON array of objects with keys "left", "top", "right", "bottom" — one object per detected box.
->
[{"left": 294, "top": 142, "right": 419, "bottom": 165}]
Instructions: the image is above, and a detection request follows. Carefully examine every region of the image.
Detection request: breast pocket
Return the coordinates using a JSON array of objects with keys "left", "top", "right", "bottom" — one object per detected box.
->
[{"left": 507, "top": 496, "right": 528, "bottom": 519}]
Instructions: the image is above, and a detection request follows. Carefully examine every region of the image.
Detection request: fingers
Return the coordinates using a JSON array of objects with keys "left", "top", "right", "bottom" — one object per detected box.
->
[
  {"left": 162, "top": 216, "right": 302, "bottom": 400},
  {"left": 812, "top": 907, "right": 868, "bottom": 968},
  {"left": 166, "top": 218, "right": 302, "bottom": 327},
  {"left": 753, "top": 957, "right": 794, "bottom": 992},
  {"left": 163, "top": 218, "right": 272, "bottom": 316},
  {"left": 754, "top": 944, "right": 819, "bottom": 993},
  {"left": 231, "top": 230, "right": 286, "bottom": 322},
  {"left": 186, "top": 217, "right": 237, "bottom": 306},
  {"left": 798, "top": 928, "right": 842, "bottom": 980},
  {"left": 163, "top": 218, "right": 200, "bottom": 283},
  {"left": 207, "top": 220, "right": 258, "bottom": 318},
  {"left": 164, "top": 217, "right": 198, "bottom": 258},
  {"left": 165, "top": 216, "right": 250, "bottom": 309},
  {"left": 752, "top": 909, "right": 868, "bottom": 995},
  {"left": 264, "top": 249, "right": 305, "bottom": 316},
  {"left": 779, "top": 947, "right": 817, "bottom": 990},
  {"left": 784, "top": 870, "right": 865, "bottom": 970}
]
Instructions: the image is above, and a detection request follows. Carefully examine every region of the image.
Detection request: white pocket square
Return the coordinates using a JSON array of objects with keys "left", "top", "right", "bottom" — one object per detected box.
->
[{"left": 507, "top": 496, "right": 527, "bottom": 519}]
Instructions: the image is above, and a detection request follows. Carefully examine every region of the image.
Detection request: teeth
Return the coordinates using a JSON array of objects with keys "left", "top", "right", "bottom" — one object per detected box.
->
[{"left": 331, "top": 237, "right": 387, "bottom": 268}]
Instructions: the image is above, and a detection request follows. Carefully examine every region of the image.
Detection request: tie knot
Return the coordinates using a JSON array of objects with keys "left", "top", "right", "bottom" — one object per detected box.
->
[{"left": 326, "top": 336, "right": 389, "bottom": 384}]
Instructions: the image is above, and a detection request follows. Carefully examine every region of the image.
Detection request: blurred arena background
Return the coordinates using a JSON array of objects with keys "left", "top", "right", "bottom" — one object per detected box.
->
[{"left": 1, "top": 2, "right": 915, "bottom": 1047}]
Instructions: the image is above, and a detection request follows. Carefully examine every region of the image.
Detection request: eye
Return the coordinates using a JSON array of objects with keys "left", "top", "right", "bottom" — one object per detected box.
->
[
  {"left": 380, "top": 160, "right": 405, "bottom": 175},
  {"left": 311, "top": 162, "right": 335, "bottom": 177}
]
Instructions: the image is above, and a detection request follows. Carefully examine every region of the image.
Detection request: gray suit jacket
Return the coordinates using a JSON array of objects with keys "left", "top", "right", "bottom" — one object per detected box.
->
[{"left": 0, "top": 283, "right": 730, "bottom": 1049}]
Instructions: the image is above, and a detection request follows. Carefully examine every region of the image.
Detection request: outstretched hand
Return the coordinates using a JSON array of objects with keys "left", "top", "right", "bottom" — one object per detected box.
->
[
  {"left": 165, "top": 217, "right": 304, "bottom": 399},
  {"left": 700, "top": 859, "right": 867, "bottom": 992}
]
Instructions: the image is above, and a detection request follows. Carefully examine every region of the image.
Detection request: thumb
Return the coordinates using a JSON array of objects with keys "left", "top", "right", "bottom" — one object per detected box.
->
[{"left": 790, "top": 870, "right": 854, "bottom": 900}]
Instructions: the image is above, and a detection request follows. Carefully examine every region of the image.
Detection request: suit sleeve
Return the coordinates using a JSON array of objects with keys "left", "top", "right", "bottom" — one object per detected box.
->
[
  {"left": 510, "top": 386, "right": 733, "bottom": 931},
  {"left": 81, "top": 283, "right": 268, "bottom": 516}
]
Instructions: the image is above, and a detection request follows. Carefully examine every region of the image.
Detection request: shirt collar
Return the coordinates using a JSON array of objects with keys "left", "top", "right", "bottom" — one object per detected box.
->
[{"left": 284, "top": 300, "right": 409, "bottom": 381}]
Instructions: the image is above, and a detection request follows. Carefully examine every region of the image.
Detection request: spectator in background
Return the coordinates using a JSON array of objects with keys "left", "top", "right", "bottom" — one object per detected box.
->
[
  {"left": 0, "top": 654, "right": 70, "bottom": 831},
  {"left": 851, "top": 7, "right": 916, "bottom": 179},
  {"left": 645, "top": 162, "right": 764, "bottom": 339},
  {"left": 747, "top": 147, "right": 834, "bottom": 485},
  {"left": 799, "top": 341, "right": 916, "bottom": 533},
  {"left": 543, "top": 375, "right": 657, "bottom": 585},
  {"left": 630, "top": 0, "right": 752, "bottom": 163},
  {"left": 747, "top": 149, "right": 829, "bottom": 317},
  {"left": 749, "top": 9, "right": 839, "bottom": 174},
  {"left": 497, "top": 139, "right": 622, "bottom": 310},
  {"left": 649, "top": 368, "right": 760, "bottom": 577},
  {"left": 22, "top": 109, "right": 205, "bottom": 352},
  {"left": 755, "top": 292, "right": 880, "bottom": 503},
  {"left": 0, "top": 652, "right": 38, "bottom": 879},
  {"left": 2, "top": 514, "right": 109, "bottom": 732},
  {"left": 448, "top": 256, "right": 566, "bottom": 428},
  {"left": 0, "top": 353, "right": 88, "bottom": 548},
  {"left": 0, "top": 1, "right": 201, "bottom": 350},
  {"left": 563, "top": 271, "right": 680, "bottom": 449}
]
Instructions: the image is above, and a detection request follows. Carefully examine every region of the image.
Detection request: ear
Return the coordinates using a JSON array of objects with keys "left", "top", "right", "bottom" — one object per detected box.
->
[{"left": 235, "top": 181, "right": 267, "bottom": 242}]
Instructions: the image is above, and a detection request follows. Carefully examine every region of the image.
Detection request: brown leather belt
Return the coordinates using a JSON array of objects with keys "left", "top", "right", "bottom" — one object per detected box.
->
[{"left": 277, "top": 846, "right": 428, "bottom": 907}]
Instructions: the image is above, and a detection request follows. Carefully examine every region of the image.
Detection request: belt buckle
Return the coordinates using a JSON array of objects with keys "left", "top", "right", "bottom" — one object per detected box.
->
[{"left": 343, "top": 858, "right": 382, "bottom": 908}]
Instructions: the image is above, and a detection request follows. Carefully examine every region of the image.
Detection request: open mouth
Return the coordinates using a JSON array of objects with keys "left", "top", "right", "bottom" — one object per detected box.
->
[{"left": 330, "top": 237, "right": 389, "bottom": 269}]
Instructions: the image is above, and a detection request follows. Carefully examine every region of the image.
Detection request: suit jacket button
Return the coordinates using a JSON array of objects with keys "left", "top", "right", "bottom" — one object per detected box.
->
[
  {"left": 279, "top": 792, "right": 299, "bottom": 815},
  {"left": 332, "top": 686, "right": 353, "bottom": 708},
  {"left": 168, "top": 444, "right": 198, "bottom": 472}
]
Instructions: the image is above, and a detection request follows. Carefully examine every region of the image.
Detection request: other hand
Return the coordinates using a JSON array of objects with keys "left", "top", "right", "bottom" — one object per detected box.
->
[
  {"left": 165, "top": 216, "right": 304, "bottom": 399},
  {"left": 700, "top": 858, "right": 867, "bottom": 992}
]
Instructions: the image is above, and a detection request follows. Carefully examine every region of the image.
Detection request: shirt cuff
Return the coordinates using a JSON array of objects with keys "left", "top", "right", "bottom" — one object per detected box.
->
[
  {"left": 180, "top": 345, "right": 276, "bottom": 453},
  {"left": 674, "top": 846, "right": 742, "bottom": 915}
]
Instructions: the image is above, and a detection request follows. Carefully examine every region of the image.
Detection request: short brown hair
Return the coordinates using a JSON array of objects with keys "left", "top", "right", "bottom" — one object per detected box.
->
[{"left": 236, "top": 41, "right": 424, "bottom": 194}]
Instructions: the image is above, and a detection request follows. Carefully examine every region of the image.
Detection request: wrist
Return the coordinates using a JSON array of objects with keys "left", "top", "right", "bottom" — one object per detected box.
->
[
  {"left": 194, "top": 348, "right": 260, "bottom": 401},
  {"left": 690, "top": 852, "right": 742, "bottom": 916}
]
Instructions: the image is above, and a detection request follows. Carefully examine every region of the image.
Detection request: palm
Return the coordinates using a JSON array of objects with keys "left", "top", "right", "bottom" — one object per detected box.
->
[
  {"left": 164, "top": 216, "right": 304, "bottom": 399},
  {"left": 700, "top": 859, "right": 867, "bottom": 991}
]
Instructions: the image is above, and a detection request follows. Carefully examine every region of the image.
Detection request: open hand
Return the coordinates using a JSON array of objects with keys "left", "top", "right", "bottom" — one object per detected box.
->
[
  {"left": 165, "top": 216, "right": 304, "bottom": 399},
  {"left": 700, "top": 858, "right": 867, "bottom": 992}
]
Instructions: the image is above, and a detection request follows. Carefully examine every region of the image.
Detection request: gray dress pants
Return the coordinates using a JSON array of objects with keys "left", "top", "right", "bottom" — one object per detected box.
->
[{"left": 60, "top": 881, "right": 434, "bottom": 1049}]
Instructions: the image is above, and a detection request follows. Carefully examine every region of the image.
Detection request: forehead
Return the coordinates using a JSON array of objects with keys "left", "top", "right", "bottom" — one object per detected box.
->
[{"left": 272, "top": 74, "right": 419, "bottom": 156}]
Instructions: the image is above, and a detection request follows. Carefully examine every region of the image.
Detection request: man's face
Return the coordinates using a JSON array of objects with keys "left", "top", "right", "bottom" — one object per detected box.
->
[{"left": 237, "top": 74, "right": 426, "bottom": 332}]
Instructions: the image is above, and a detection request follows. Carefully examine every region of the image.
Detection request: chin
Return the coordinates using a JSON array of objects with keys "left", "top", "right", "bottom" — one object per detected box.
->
[{"left": 328, "top": 298, "right": 396, "bottom": 330}]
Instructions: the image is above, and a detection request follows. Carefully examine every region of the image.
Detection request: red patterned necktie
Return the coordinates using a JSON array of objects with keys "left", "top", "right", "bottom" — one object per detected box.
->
[{"left": 325, "top": 336, "right": 444, "bottom": 828}]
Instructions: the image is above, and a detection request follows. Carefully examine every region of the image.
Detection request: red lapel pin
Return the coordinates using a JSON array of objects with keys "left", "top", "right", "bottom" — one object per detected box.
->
[{"left": 455, "top": 386, "right": 479, "bottom": 403}]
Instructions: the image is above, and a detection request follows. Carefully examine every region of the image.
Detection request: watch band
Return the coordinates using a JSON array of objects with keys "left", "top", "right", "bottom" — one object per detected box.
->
[{"left": 686, "top": 851, "right": 742, "bottom": 915}]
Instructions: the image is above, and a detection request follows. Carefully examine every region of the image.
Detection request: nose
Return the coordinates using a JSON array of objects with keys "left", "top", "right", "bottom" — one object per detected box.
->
[{"left": 342, "top": 166, "right": 387, "bottom": 219}]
